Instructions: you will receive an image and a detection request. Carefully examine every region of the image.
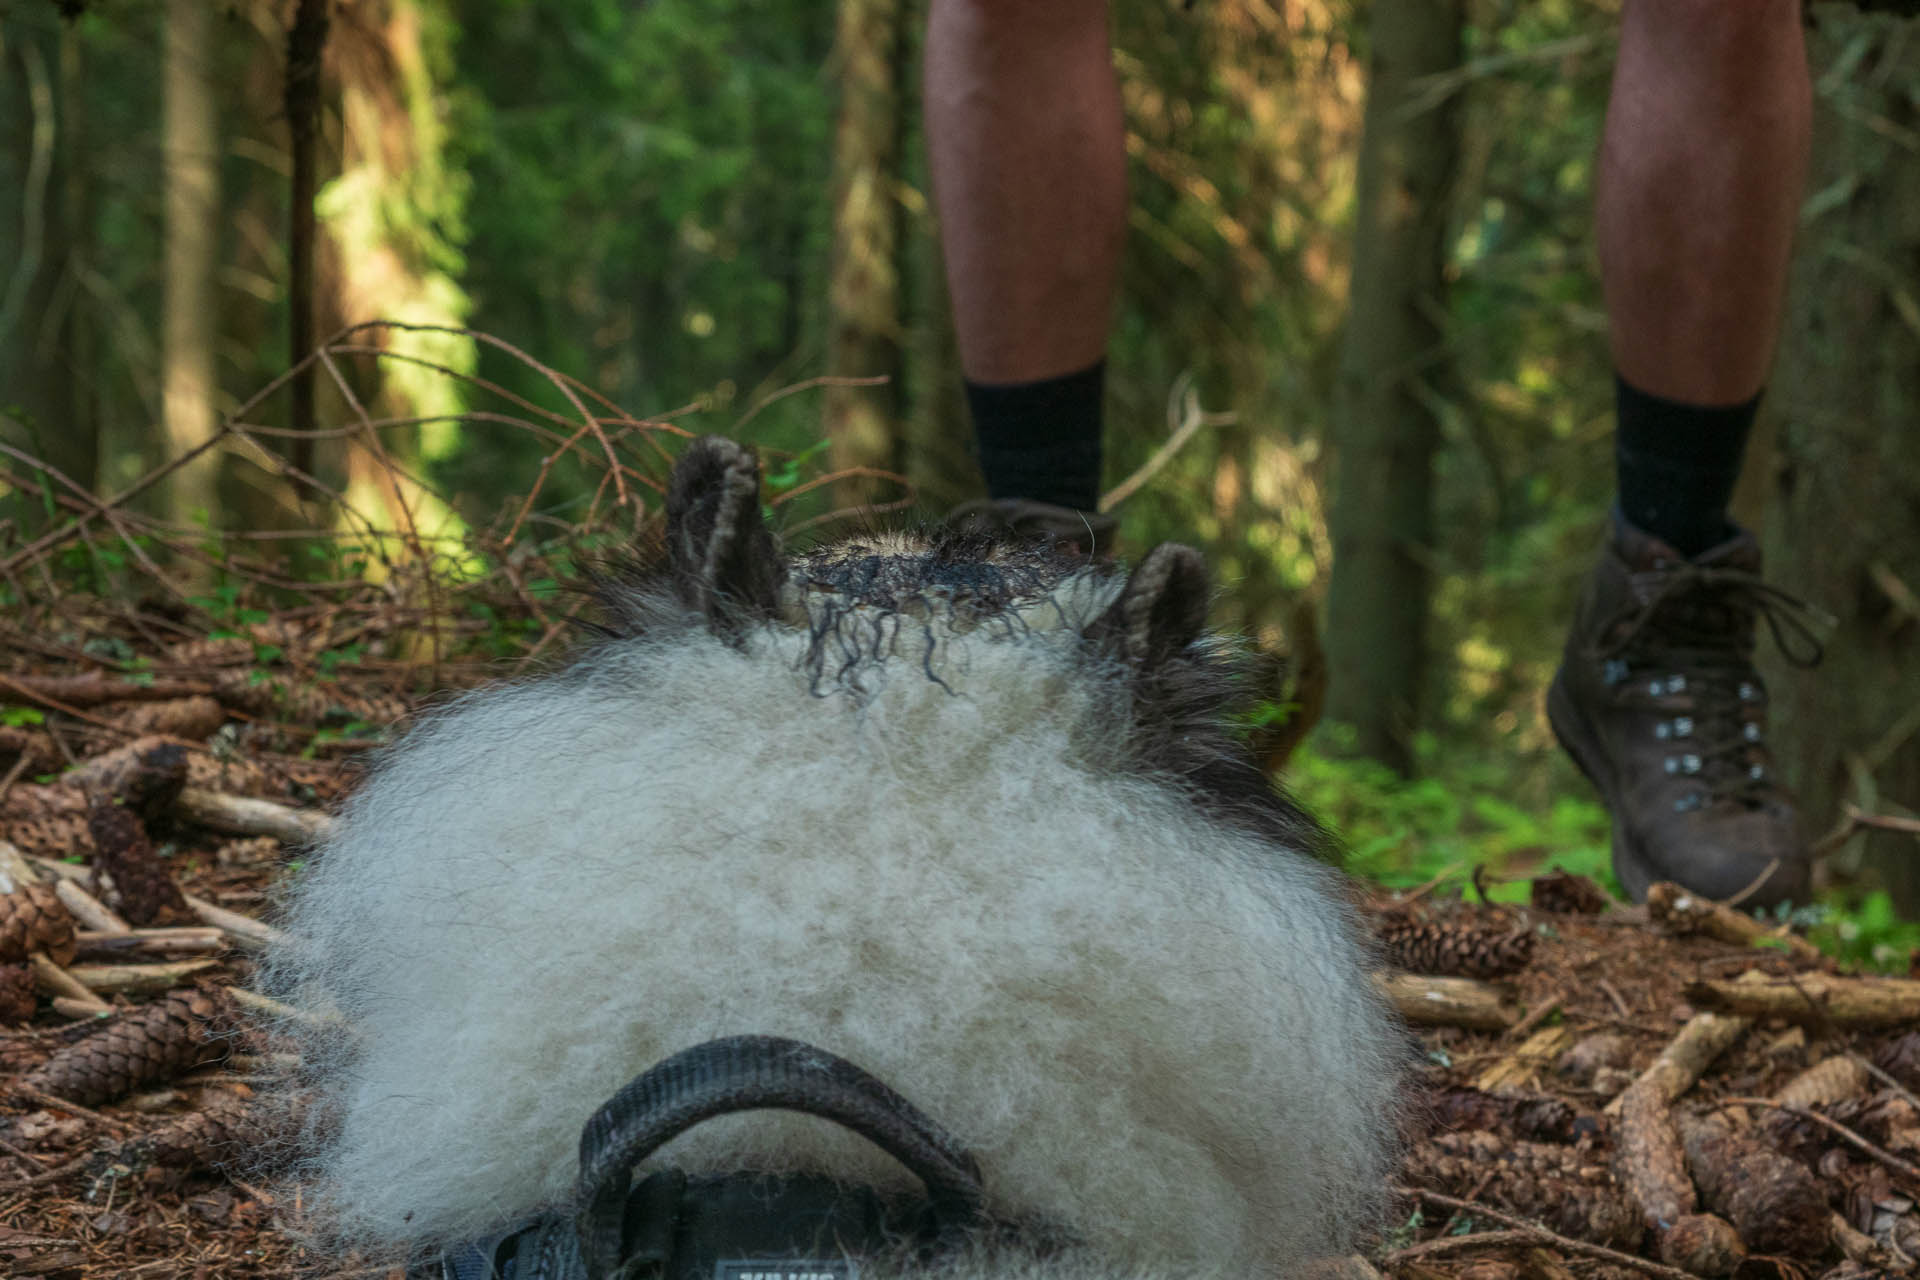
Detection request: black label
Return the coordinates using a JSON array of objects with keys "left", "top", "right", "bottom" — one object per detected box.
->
[{"left": 714, "top": 1262, "right": 858, "bottom": 1280}]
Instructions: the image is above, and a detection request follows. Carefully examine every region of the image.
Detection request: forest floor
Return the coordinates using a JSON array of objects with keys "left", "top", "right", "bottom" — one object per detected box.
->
[{"left": 1, "top": 601, "right": 1917, "bottom": 1280}]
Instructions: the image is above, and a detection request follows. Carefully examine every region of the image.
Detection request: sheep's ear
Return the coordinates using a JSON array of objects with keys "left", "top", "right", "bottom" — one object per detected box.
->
[
  {"left": 665, "top": 436, "right": 783, "bottom": 635},
  {"left": 1083, "top": 543, "right": 1209, "bottom": 670}
]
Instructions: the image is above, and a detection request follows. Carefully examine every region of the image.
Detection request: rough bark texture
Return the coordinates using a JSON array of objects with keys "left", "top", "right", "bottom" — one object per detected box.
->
[
  {"left": 1684, "top": 971, "right": 1920, "bottom": 1027},
  {"left": 1324, "top": 0, "right": 1465, "bottom": 772},
  {"left": 1612, "top": 1079, "right": 1697, "bottom": 1230},
  {"left": 824, "top": 0, "right": 905, "bottom": 507},
  {"left": 1762, "top": 13, "right": 1920, "bottom": 907}
]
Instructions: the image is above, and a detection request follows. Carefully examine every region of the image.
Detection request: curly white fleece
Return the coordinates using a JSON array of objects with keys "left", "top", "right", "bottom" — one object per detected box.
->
[{"left": 262, "top": 584, "right": 1404, "bottom": 1275}]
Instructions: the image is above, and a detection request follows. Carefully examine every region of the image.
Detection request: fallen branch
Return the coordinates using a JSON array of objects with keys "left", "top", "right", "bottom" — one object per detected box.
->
[
  {"left": 175, "top": 785, "right": 335, "bottom": 845},
  {"left": 1644, "top": 880, "right": 1825, "bottom": 963},
  {"left": 1727, "top": 1095, "right": 1920, "bottom": 1184},
  {"left": 28, "top": 954, "right": 110, "bottom": 1015},
  {"left": 1605, "top": 1008, "right": 1752, "bottom": 1117},
  {"left": 184, "top": 894, "right": 283, "bottom": 950},
  {"left": 1393, "top": 1185, "right": 1698, "bottom": 1280},
  {"left": 1381, "top": 1228, "right": 1538, "bottom": 1264},
  {"left": 0, "top": 670, "right": 216, "bottom": 710},
  {"left": 51, "top": 879, "right": 129, "bottom": 934},
  {"left": 1685, "top": 972, "right": 1920, "bottom": 1028},
  {"left": 1377, "top": 972, "right": 1517, "bottom": 1031},
  {"left": 63, "top": 958, "right": 220, "bottom": 996},
  {"left": 73, "top": 927, "right": 226, "bottom": 960}
]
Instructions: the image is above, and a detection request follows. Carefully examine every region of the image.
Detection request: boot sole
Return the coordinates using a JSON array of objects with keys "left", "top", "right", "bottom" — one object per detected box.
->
[{"left": 1546, "top": 670, "right": 1656, "bottom": 903}]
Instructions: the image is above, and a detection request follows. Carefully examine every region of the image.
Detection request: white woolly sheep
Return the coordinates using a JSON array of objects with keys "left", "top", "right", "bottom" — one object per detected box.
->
[{"left": 261, "top": 436, "right": 1408, "bottom": 1279}]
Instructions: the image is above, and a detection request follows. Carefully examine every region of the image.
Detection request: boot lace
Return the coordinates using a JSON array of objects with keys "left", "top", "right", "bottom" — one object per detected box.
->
[{"left": 1595, "top": 563, "right": 1826, "bottom": 810}]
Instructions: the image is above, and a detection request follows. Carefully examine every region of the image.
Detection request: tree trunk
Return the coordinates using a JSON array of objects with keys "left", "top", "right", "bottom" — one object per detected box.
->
[
  {"left": 162, "top": 0, "right": 222, "bottom": 527},
  {"left": 823, "top": 0, "right": 905, "bottom": 510},
  {"left": 1323, "top": 1, "right": 1465, "bottom": 773},
  {"left": 286, "top": 0, "right": 329, "bottom": 484},
  {"left": 1761, "top": 13, "right": 1920, "bottom": 908},
  {"left": 0, "top": 18, "right": 99, "bottom": 500}
]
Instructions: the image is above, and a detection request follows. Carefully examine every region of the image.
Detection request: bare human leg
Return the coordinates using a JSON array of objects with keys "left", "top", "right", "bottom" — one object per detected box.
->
[
  {"left": 1598, "top": 0, "right": 1810, "bottom": 405},
  {"left": 925, "top": 0, "right": 1126, "bottom": 383},
  {"left": 1551, "top": 0, "right": 1818, "bottom": 908},
  {"left": 925, "top": 0, "right": 1126, "bottom": 523}
]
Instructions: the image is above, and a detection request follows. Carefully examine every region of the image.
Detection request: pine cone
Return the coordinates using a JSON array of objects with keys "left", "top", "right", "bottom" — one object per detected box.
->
[
  {"left": 100, "top": 697, "right": 227, "bottom": 742},
  {"left": 0, "top": 884, "right": 77, "bottom": 965},
  {"left": 1680, "top": 1113, "right": 1830, "bottom": 1257},
  {"left": 0, "top": 810, "right": 90, "bottom": 861},
  {"left": 1531, "top": 868, "right": 1609, "bottom": 914},
  {"left": 1403, "top": 1128, "right": 1642, "bottom": 1248},
  {"left": 138, "top": 1087, "right": 275, "bottom": 1170},
  {"left": 1427, "top": 1085, "right": 1585, "bottom": 1143},
  {"left": 216, "top": 671, "right": 392, "bottom": 725},
  {"left": 1876, "top": 1030, "right": 1920, "bottom": 1092},
  {"left": 0, "top": 725, "right": 61, "bottom": 776},
  {"left": 0, "top": 962, "right": 37, "bottom": 1024},
  {"left": 85, "top": 798, "right": 192, "bottom": 926},
  {"left": 1377, "top": 915, "right": 1535, "bottom": 978},
  {"left": 21, "top": 987, "right": 235, "bottom": 1105},
  {"left": 64, "top": 736, "right": 188, "bottom": 816}
]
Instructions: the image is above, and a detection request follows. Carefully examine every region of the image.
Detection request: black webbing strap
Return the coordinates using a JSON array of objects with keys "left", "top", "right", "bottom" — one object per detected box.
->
[{"left": 573, "top": 1036, "right": 986, "bottom": 1280}]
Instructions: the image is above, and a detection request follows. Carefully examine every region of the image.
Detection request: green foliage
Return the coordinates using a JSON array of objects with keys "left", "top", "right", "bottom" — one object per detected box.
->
[
  {"left": 1804, "top": 891, "right": 1920, "bottom": 974},
  {"left": 1289, "top": 722, "right": 1618, "bottom": 898},
  {"left": 0, "top": 706, "right": 45, "bottom": 729},
  {"left": 433, "top": 0, "right": 838, "bottom": 511}
]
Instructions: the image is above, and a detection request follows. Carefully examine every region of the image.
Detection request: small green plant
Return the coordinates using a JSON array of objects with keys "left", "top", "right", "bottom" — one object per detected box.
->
[
  {"left": 1287, "top": 722, "right": 1617, "bottom": 898},
  {"left": 1806, "top": 891, "right": 1920, "bottom": 974}
]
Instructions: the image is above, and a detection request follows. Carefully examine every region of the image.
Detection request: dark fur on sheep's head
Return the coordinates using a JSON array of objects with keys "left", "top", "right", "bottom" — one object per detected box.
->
[{"left": 586, "top": 436, "right": 1333, "bottom": 862}]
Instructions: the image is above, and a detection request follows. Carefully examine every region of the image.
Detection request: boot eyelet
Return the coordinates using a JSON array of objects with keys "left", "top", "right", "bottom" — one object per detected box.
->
[
  {"left": 1603, "top": 659, "right": 1630, "bottom": 685},
  {"left": 1648, "top": 679, "right": 1664, "bottom": 697},
  {"left": 1682, "top": 753, "right": 1702, "bottom": 774},
  {"left": 1668, "top": 675, "right": 1687, "bottom": 694},
  {"left": 1750, "top": 764, "right": 1765, "bottom": 780},
  {"left": 1738, "top": 682, "right": 1757, "bottom": 701},
  {"left": 1744, "top": 723, "right": 1761, "bottom": 742},
  {"left": 1674, "top": 716, "right": 1693, "bottom": 737},
  {"left": 1664, "top": 756, "right": 1678, "bottom": 774},
  {"left": 1655, "top": 722, "right": 1672, "bottom": 740}
]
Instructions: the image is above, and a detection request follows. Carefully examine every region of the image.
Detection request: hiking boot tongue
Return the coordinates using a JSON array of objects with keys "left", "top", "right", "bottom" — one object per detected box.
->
[{"left": 1548, "top": 511, "right": 1813, "bottom": 908}]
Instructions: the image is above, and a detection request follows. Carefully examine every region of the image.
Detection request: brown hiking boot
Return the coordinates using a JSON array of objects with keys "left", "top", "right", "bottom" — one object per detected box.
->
[
  {"left": 1547, "top": 512, "right": 1824, "bottom": 908},
  {"left": 946, "top": 497, "right": 1118, "bottom": 561}
]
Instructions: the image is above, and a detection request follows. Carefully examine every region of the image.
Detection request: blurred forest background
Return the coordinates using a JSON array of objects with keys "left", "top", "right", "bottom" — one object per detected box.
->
[{"left": 0, "top": 0, "right": 1915, "bottom": 923}]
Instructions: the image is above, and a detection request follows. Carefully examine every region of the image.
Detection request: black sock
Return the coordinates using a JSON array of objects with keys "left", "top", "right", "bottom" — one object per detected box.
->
[
  {"left": 1614, "top": 373, "right": 1758, "bottom": 558},
  {"left": 965, "top": 360, "right": 1105, "bottom": 512}
]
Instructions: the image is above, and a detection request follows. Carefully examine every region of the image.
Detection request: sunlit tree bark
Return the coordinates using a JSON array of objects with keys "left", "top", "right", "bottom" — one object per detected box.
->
[
  {"left": 162, "top": 0, "right": 222, "bottom": 526},
  {"left": 824, "top": 0, "right": 905, "bottom": 508},
  {"left": 1324, "top": 0, "right": 1465, "bottom": 773}
]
